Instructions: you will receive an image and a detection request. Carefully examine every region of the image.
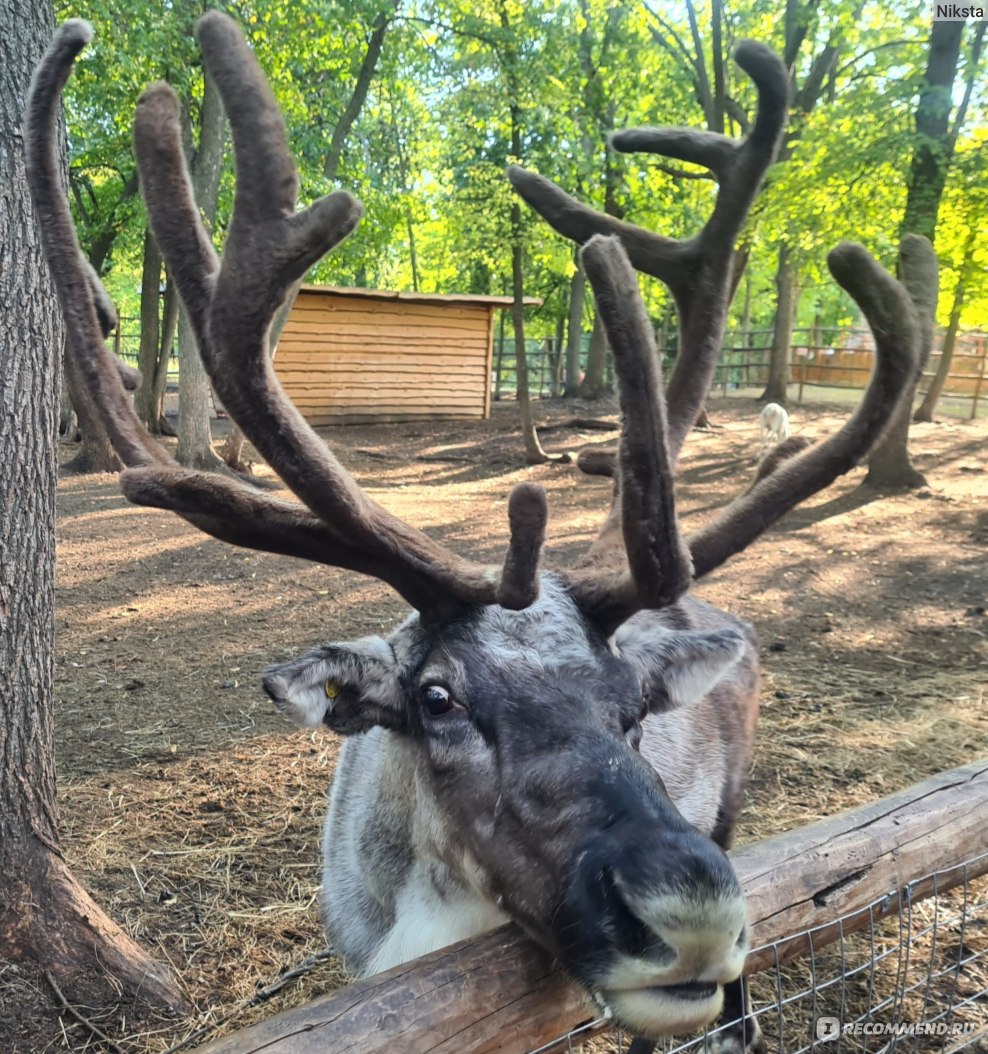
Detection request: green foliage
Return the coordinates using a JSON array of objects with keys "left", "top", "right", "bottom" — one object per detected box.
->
[{"left": 62, "top": 1, "right": 987, "bottom": 342}]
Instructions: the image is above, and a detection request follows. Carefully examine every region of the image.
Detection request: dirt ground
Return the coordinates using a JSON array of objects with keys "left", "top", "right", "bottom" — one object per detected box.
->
[{"left": 3, "top": 397, "right": 987, "bottom": 1052}]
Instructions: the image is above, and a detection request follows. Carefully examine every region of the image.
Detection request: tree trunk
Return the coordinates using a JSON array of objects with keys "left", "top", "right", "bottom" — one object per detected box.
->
[
  {"left": 176, "top": 70, "right": 226, "bottom": 470},
  {"left": 58, "top": 367, "right": 78, "bottom": 439},
  {"left": 761, "top": 245, "right": 797, "bottom": 404},
  {"left": 494, "top": 309, "right": 506, "bottom": 401},
  {"left": 550, "top": 315, "right": 565, "bottom": 398},
  {"left": 61, "top": 345, "right": 125, "bottom": 473},
  {"left": 579, "top": 310, "right": 609, "bottom": 399},
  {"left": 135, "top": 226, "right": 162, "bottom": 430},
  {"left": 914, "top": 221, "right": 975, "bottom": 423},
  {"left": 867, "top": 23, "right": 967, "bottom": 487},
  {"left": 153, "top": 275, "right": 179, "bottom": 436},
  {"left": 1, "top": 0, "right": 186, "bottom": 1010},
  {"left": 863, "top": 397, "right": 928, "bottom": 490},
  {"left": 740, "top": 271, "right": 752, "bottom": 349},
  {"left": 866, "top": 241, "right": 939, "bottom": 491},
  {"left": 564, "top": 263, "right": 586, "bottom": 396},
  {"left": 510, "top": 205, "right": 550, "bottom": 465},
  {"left": 913, "top": 306, "right": 959, "bottom": 424},
  {"left": 899, "top": 22, "right": 965, "bottom": 243}
]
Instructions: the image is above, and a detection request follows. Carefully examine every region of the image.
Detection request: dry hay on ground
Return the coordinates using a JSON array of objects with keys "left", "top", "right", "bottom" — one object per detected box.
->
[{"left": 3, "top": 397, "right": 986, "bottom": 1053}]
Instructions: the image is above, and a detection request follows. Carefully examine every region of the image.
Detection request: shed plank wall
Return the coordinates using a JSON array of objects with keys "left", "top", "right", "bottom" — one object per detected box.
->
[{"left": 275, "top": 292, "right": 492, "bottom": 424}]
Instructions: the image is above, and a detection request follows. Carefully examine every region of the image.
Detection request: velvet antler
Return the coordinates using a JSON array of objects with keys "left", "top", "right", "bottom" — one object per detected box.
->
[
  {"left": 510, "top": 42, "right": 927, "bottom": 631},
  {"left": 26, "top": 17, "right": 544, "bottom": 620}
]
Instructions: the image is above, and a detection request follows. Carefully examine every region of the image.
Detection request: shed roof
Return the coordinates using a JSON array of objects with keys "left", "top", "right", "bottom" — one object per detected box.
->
[{"left": 298, "top": 284, "right": 542, "bottom": 308}]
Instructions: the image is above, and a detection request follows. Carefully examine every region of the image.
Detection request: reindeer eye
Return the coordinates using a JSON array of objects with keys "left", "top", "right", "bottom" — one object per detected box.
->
[{"left": 421, "top": 684, "right": 455, "bottom": 717}]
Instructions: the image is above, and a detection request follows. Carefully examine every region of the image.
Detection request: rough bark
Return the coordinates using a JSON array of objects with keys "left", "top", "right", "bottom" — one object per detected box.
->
[
  {"left": 1, "top": 2, "right": 186, "bottom": 1009},
  {"left": 176, "top": 69, "right": 227, "bottom": 470},
  {"left": 761, "top": 245, "right": 797, "bottom": 404}
]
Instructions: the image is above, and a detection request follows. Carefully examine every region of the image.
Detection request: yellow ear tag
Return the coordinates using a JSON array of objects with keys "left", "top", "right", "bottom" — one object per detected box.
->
[{"left": 324, "top": 680, "right": 340, "bottom": 700}]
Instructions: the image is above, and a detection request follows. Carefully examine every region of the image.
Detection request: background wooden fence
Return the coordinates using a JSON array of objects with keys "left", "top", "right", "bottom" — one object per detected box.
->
[{"left": 713, "top": 327, "right": 988, "bottom": 418}]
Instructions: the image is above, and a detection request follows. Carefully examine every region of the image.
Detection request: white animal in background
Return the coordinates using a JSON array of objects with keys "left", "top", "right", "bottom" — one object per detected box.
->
[{"left": 759, "top": 402, "right": 791, "bottom": 456}]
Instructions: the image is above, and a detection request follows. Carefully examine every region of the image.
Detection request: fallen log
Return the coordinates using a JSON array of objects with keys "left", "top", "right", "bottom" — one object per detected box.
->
[{"left": 193, "top": 760, "right": 988, "bottom": 1054}]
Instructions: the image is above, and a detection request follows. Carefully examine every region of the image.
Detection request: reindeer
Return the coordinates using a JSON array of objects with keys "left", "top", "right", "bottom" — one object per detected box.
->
[{"left": 26, "top": 16, "right": 930, "bottom": 1052}]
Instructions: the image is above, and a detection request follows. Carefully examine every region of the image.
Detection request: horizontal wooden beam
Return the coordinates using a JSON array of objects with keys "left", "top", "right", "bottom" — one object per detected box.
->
[{"left": 192, "top": 761, "right": 988, "bottom": 1054}]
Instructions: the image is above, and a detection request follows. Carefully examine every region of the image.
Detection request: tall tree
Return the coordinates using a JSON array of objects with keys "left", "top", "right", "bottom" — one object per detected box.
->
[
  {"left": 914, "top": 137, "right": 988, "bottom": 422},
  {"left": 176, "top": 67, "right": 227, "bottom": 469},
  {"left": 2, "top": 10, "right": 184, "bottom": 1007},
  {"left": 866, "top": 19, "right": 982, "bottom": 489},
  {"left": 500, "top": 0, "right": 555, "bottom": 462},
  {"left": 134, "top": 227, "right": 180, "bottom": 434},
  {"left": 573, "top": 0, "right": 624, "bottom": 400}
]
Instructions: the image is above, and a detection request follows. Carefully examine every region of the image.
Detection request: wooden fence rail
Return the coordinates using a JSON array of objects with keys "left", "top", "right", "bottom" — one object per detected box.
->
[
  {"left": 191, "top": 760, "right": 988, "bottom": 1054},
  {"left": 713, "top": 330, "right": 988, "bottom": 417}
]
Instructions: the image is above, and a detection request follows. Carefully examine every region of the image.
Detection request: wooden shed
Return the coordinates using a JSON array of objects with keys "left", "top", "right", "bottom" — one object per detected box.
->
[{"left": 273, "top": 285, "right": 537, "bottom": 425}]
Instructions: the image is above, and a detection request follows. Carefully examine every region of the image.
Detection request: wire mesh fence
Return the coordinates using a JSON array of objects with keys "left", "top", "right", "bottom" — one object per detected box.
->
[{"left": 525, "top": 854, "right": 988, "bottom": 1054}]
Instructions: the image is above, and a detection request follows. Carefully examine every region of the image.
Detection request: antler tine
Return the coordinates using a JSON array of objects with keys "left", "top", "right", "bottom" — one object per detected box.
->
[
  {"left": 687, "top": 240, "right": 928, "bottom": 578},
  {"left": 505, "top": 168, "right": 690, "bottom": 289},
  {"left": 27, "top": 22, "right": 526, "bottom": 616},
  {"left": 509, "top": 41, "right": 788, "bottom": 464},
  {"left": 561, "top": 236, "right": 692, "bottom": 631},
  {"left": 497, "top": 483, "right": 548, "bottom": 611}
]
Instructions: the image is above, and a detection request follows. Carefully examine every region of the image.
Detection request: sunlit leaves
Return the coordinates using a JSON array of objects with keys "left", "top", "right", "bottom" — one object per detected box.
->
[{"left": 61, "top": 0, "right": 986, "bottom": 340}]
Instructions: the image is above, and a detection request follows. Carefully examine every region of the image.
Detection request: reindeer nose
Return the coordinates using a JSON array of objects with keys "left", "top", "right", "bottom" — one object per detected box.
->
[{"left": 613, "top": 828, "right": 748, "bottom": 981}]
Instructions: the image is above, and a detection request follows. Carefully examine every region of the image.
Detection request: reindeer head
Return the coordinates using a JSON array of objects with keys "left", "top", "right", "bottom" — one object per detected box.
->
[
  {"left": 26, "top": 14, "right": 927, "bottom": 1038},
  {"left": 262, "top": 580, "right": 753, "bottom": 1031}
]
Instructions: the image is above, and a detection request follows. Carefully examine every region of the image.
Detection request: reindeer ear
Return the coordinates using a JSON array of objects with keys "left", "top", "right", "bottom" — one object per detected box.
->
[
  {"left": 262, "top": 637, "right": 409, "bottom": 735},
  {"left": 617, "top": 625, "right": 747, "bottom": 712}
]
